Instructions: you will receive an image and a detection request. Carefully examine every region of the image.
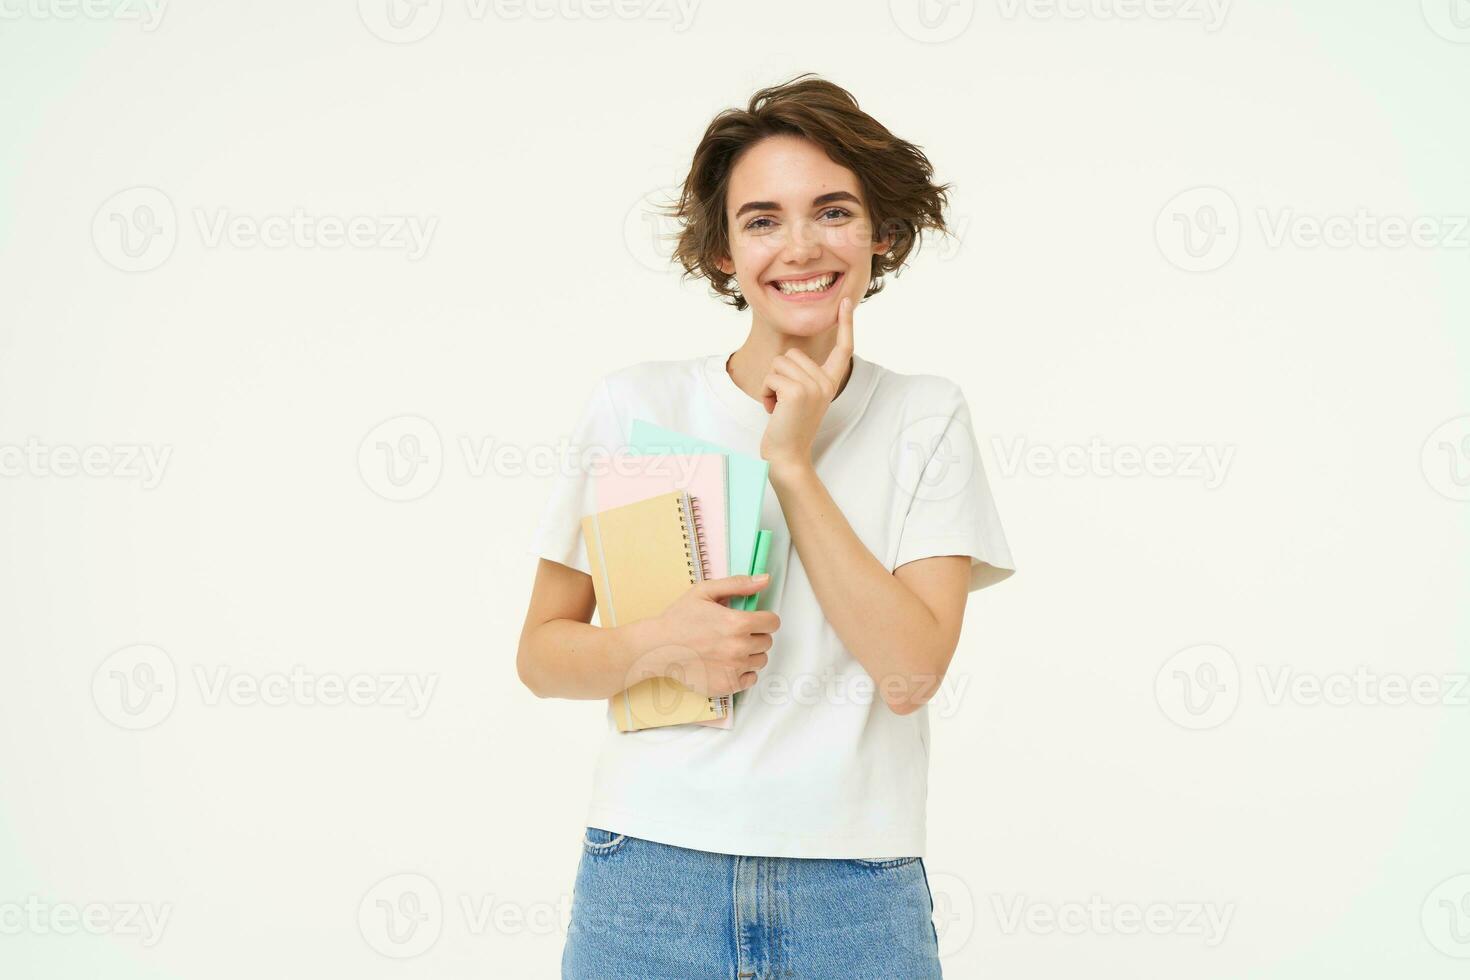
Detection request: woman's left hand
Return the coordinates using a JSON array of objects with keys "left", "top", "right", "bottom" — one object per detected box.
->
[{"left": 760, "top": 297, "right": 855, "bottom": 473}]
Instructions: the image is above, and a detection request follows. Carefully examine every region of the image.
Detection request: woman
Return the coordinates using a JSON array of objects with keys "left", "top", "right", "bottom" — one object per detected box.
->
[{"left": 518, "top": 74, "right": 1015, "bottom": 979}]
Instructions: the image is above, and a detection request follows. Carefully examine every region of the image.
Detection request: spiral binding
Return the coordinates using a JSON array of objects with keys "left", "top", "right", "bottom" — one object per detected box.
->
[
  {"left": 678, "top": 491, "right": 728, "bottom": 718},
  {"left": 676, "top": 492, "right": 712, "bottom": 584},
  {"left": 688, "top": 495, "right": 711, "bottom": 583}
]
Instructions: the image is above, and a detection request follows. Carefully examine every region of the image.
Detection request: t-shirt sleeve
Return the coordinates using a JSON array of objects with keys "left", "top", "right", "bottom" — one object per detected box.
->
[
  {"left": 892, "top": 384, "right": 1016, "bottom": 592},
  {"left": 525, "top": 376, "right": 624, "bottom": 576}
]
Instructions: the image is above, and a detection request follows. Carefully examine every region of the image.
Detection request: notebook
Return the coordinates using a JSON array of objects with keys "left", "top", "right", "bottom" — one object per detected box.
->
[
  {"left": 580, "top": 489, "right": 725, "bottom": 732},
  {"left": 594, "top": 452, "right": 734, "bottom": 729}
]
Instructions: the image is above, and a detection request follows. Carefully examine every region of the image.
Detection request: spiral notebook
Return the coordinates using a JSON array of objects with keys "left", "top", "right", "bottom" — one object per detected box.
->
[
  {"left": 580, "top": 489, "right": 725, "bottom": 732},
  {"left": 594, "top": 453, "right": 733, "bottom": 730}
]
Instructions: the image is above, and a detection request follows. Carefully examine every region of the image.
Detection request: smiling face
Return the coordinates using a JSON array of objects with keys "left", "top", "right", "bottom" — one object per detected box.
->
[{"left": 717, "top": 135, "right": 889, "bottom": 338}]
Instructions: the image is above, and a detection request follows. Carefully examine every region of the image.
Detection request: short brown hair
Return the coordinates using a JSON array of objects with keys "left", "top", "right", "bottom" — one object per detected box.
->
[{"left": 665, "top": 73, "right": 952, "bottom": 311}]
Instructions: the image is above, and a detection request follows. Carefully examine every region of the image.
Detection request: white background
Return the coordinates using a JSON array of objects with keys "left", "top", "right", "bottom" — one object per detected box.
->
[{"left": 2, "top": 1, "right": 1468, "bottom": 977}]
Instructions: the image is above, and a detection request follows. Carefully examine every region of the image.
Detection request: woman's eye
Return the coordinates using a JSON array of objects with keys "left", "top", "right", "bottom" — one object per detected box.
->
[
  {"left": 745, "top": 216, "right": 775, "bottom": 231},
  {"left": 820, "top": 207, "right": 853, "bottom": 220}
]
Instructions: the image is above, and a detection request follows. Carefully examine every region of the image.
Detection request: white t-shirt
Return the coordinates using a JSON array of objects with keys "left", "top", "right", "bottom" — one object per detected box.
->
[{"left": 526, "top": 350, "right": 1015, "bottom": 859}]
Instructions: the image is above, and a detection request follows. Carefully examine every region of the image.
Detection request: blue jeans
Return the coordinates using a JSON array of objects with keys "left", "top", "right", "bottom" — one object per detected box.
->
[{"left": 562, "top": 828, "right": 943, "bottom": 979}]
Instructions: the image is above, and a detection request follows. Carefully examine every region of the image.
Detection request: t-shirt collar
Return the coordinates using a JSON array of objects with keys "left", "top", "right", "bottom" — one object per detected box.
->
[{"left": 701, "top": 348, "right": 875, "bottom": 434}]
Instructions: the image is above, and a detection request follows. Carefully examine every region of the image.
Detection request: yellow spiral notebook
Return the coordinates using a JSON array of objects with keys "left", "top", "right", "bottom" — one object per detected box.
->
[{"left": 580, "top": 489, "right": 724, "bottom": 732}]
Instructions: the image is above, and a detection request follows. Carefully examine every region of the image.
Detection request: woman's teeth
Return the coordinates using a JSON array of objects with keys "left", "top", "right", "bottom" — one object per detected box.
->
[{"left": 773, "top": 272, "right": 837, "bottom": 295}]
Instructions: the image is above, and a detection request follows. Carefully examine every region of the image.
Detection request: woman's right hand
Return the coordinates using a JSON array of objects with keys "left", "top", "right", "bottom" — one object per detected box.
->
[{"left": 644, "top": 574, "right": 781, "bottom": 696}]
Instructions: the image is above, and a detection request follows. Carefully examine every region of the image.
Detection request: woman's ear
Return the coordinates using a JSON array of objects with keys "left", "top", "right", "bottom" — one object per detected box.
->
[
  {"left": 871, "top": 227, "right": 893, "bottom": 258},
  {"left": 716, "top": 254, "right": 734, "bottom": 276}
]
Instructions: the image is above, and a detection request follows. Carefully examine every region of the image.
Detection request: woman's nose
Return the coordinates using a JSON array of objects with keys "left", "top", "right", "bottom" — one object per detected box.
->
[{"left": 778, "top": 220, "right": 821, "bottom": 259}]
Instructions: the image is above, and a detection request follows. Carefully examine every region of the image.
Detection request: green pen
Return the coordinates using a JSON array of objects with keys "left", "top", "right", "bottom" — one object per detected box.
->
[{"left": 740, "top": 529, "right": 772, "bottom": 611}]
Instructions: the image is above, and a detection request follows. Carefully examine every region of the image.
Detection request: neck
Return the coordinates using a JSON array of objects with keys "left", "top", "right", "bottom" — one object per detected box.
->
[{"left": 726, "top": 315, "right": 853, "bottom": 403}]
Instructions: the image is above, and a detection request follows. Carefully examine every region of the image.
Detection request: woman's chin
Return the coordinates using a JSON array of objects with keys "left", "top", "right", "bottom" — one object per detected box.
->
[{"left": 764, "top": 305, "right": 842, "bottom": 336}]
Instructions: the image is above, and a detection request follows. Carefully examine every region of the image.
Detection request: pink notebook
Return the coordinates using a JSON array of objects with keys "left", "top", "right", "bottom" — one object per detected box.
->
[{"left": 594, "top": 453, "right": 734, "bottom": 729}]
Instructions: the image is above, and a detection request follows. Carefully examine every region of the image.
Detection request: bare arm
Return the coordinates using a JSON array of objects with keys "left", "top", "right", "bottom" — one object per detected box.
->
[
  {"left": 517, "top": 558, "right": 778, "bottom": 700},
  {"left": 753, "top": 299, "right": 974, "bottom": 715},
  {"left": 769, "top": 459, "right": 971, "bottom": 715},
  {"left": 516, "top": 559, "right": 668, "bottom": 700}
]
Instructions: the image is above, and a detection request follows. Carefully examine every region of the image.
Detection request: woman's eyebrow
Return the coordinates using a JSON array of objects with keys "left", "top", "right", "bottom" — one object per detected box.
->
[{"left": 733, "top": 191, "right": 860, "bottom": 219}]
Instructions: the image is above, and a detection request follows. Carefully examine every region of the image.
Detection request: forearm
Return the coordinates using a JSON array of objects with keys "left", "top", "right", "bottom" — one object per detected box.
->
[
  {"left": 517, "top": 616, "right": 667, "bottom": 701},
  {"left": 769, "top": 459, "right": 950, "bottom": 711}
]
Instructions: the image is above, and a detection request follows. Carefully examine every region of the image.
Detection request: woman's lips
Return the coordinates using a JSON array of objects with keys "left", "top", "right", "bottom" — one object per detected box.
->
[{"left": 766, "top": 271, "right": 842, "bottom": 303}]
